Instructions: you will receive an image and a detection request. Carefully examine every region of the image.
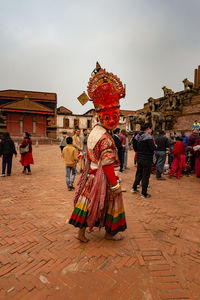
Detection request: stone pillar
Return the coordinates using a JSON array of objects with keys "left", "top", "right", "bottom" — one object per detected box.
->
[
  {"left": 20, "top": 116, "right": 24, "bottom": 134},
  {"left": 194, "top": 68, "right": 198, "bottom": 88},
  {"left": 33, "top": 117, "right": 36, "bottom": 134},
  {"left": 198, "top": 65, "right": 200, "bottom": 88}
]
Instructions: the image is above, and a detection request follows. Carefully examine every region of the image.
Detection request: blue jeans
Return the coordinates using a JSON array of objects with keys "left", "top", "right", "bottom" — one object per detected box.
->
[
  {"left": 66, "top": 166, "right": 76, "bottom": 187},
  {"left": 2, "top": 154, "right": 13, "bottom": 175},
  {"left": 155, "top": 150, "right": 166, "bottom": 178}
]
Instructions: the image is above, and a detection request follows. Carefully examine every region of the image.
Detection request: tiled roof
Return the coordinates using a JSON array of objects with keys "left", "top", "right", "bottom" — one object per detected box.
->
[
  {"left": 0, "top": 89, "right": 57, "bottom": 101},
  {"left": 0, "top": 97, "right": 53, "bottom": 113},
  {"left": 83, "top": 109, "right": 95, "bottom": 116},
  {"left": 57, "top": 106, "right": 72, "bottom": 115}
]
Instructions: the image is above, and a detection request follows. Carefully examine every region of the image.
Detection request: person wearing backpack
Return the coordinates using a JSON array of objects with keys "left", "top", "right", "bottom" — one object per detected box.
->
[
  {"left": 20, "top": 132, "right": 34, "bottom": 175},
  {"left": 0, "top": 132, "right": 17, "bottom": 177}
]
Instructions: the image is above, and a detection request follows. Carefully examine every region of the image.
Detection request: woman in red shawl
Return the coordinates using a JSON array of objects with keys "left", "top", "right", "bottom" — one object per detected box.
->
[
  {"left": 20, "top": 132, "right": 34, "bottom": 175},
  {"left": 169, "top": 137, "right": 186, "bottom": 179}
]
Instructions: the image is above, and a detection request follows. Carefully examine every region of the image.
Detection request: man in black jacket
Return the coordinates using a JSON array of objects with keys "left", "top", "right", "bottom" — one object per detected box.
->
[
  {"left": 0, "top": 132, "right": 17, "bottom": 177},
  {"left": 113, "top": 128, "right": 123, "bottom": 172},
  {"left": 131, "top": 123, "right": 156, "bottom": 198}
]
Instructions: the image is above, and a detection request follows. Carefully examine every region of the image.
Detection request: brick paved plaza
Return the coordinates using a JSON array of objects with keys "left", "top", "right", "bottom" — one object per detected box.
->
[{"left": 0, "top": 145, "right": 200, "bottom": 300}]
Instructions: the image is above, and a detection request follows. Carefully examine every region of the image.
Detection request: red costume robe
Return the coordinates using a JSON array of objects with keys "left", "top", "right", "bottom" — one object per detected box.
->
[
  {"left": 169, "top": 141, "right": 186, "bottom": 179},
  {"left": 69, "top": 125, "right": 127, "bottom": 235}
]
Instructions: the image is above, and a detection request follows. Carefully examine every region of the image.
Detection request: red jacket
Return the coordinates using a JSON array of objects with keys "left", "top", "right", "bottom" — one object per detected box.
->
[
  {"left": 173, "top": 141, "right": 185, "bottom": 157},
  {"left": 20, "top": 139, "right": 32, "bottom": 153}
]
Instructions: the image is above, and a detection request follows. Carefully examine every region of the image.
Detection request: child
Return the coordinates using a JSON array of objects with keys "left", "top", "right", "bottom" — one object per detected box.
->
[
  {"left": 62, "top": 137, "right": 78, "bottom": 190},
  {"left": 169, "top": 137, "right": 186, "bottom": 179}
]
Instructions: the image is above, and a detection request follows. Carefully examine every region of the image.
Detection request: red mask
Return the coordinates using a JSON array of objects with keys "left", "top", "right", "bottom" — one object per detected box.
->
[{"left": 97, "top": 108, "right": 120, "bottom": 130}]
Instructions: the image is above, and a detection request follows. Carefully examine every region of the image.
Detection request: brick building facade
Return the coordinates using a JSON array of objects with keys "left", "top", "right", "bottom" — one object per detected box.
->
[{"left": 0, "top": 90, "right": 57, "bottom": 139}]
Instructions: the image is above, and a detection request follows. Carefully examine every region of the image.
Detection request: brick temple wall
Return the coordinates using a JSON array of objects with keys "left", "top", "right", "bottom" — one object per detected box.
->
[
  {"left": 35, "top": 115, "right": 46, "bottom": 136},
  {"left": 173, "top": 95, "right": 200, "bottom": 132},
  {"left": 6, "top": 113, "right": 21, "bottom": 135},
  {"left": 6, "top": 113, "right": 47, "bottom": 137}
]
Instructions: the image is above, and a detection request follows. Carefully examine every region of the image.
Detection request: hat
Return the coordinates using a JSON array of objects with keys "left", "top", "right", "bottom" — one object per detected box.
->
[{"left": 87, "top": 63, "right": 125, "bottom": 112}]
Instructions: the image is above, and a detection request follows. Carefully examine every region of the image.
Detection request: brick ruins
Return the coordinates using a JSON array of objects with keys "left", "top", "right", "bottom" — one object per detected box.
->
[{"left": 129, "top": 65, "right": 200, "bottom": 133}]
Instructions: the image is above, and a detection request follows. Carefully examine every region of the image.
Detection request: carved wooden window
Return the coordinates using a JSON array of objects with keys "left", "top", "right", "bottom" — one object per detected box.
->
[
  {"left": 63, "top": 118, "right": 69, "bottom": 128},
  {"left": 87, "top": 119, "right": 92, "bottom": 129},
  {"left": 74, "top": 119, "right": 79, "bottom": 128}
]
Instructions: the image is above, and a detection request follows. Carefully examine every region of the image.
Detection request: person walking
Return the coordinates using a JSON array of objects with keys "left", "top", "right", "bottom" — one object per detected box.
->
[
  {"left": 181, "top": 130, "right": 188, "bottom": 160},
  {"left": 188, "top": 129, "right": 199, "bottom": 172},
  {"left": 20, "top": 132, "right": 34, "bottom": 175},
  {"left": 0, "top": 132, "right": 17, "bottom": 177},
  {"left": 169, "top": 137, "right": 186, "bottom": 179},
  {"left": 131, "top": 123, "right": 156, "bottom": 198},
  {"left": 122, "top": 129, "right": 129, "bottom": 170},
  {"left": 131, "top": 131, "right": 138, "bottom": 165},
  {"left": 62, "top": 136, "right": 78, "bottom": 190},
  {"left": 73, "top": 127, "right": 83, "bottom": 173},
  {"left": 113, "top": 128, "right": 123, "bottom": 172},
  {"left": 59, "top": 135, "right": 67, "bottom": 152},
  {"left": 168, "top": 132, "right": 176, "bottom": 168},
  {"left": 193, "top": 136, "right": 200, "bottom": 177},
  {"left": 119, "top": 129, "right": 126, "bottom": 170},
  {"left": 81, "top": 128, "right": 88, "bottom": 167},
  {"left": 155, "top": 130, "right": 169, "bottom": 180}
]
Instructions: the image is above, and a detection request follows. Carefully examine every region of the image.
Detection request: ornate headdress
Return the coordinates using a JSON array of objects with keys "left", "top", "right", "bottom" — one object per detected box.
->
[{"left": 77, "top": 62, "right": 126, "bottom": 111}]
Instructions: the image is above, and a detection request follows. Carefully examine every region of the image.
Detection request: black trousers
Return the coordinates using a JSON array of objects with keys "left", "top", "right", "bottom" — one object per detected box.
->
[
  {"left": 118, "top": 149, "right": 124, "bottom": 172},
  {"left": 132, "top": 158, "right": 152, "bottom": 196},
  {"left": 2, "top": 154, "right": 13, "bottom": 175},
  {"left": 189, "top": 153, "right": 195, "bottom": 171},
  {"left": 24, "top": 165, "right": 31, "bottom": 172}
]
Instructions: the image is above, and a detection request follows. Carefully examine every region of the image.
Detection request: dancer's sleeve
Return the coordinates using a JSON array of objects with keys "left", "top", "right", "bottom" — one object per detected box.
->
[{"left": 103, "top": 164, "right": 118, "bottom": 185}]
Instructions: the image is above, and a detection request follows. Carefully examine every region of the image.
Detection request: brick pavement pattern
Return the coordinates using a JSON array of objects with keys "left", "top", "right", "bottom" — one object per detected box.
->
[{"left": 0, "top": 145, "right": 200, "bottom": 299}]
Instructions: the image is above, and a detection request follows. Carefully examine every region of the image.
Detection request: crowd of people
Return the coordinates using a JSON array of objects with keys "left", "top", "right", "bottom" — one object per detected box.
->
[
  {"left": 1, "top": 125, "right": 200, "bottom": 188},
  {"left": 1, "top": 125, "right": 199, "bottom": 187},
  {"left": 131, "top": 125, "right": 200, "bottom": 198}
]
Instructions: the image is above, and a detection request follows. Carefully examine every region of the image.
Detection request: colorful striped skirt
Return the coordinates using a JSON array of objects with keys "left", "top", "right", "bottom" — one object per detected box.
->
[{"left": 69, "top": 175, "right": 127, "bottom": 235}]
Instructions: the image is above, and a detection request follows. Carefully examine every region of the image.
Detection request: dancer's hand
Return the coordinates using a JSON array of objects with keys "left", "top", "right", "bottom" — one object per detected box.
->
[{"left": 112, "top": 185, "right": 122, "bottom": 195}]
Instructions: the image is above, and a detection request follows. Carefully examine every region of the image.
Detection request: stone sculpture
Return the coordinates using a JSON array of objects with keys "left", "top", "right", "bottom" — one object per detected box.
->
[
  {"left": 162, "top": 86, "right": 174, "bottom": 97},
  {"left": 147, "top": 97, "right": 156, "bottom": 112},
  {"left": 146, "top": 111, "right": 165, "bottom": 131},
  {"left": 132, "top": 113, "right": 146, "bottom": 125},
  {"left": 182, "top": 78, "right": 193, "bottom": 90}
]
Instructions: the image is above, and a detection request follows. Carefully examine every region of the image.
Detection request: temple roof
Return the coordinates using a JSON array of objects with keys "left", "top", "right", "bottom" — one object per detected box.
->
[
  {"left": 57, "top": 106, "right": 72, "bottom": 115},
  {"left": 0, "top": 89, "right": 57, "bottom": 102},
  {"left": 0, "top": 97, "right": 54, "bottom": 114},
  {"left": 120, "top": 110, "right": 136, "bottom": 117}
]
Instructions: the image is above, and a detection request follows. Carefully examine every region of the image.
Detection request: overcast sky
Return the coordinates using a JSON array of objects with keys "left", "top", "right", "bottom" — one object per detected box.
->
[{"left": 0, "top": 0, "right": 200, "bottom": 114}]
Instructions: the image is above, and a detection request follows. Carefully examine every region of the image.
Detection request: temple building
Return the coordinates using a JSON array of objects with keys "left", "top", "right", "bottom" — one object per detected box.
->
[
  {"left": 56, "top": 107, "right": 94, "bottom": 139},
  {"left": 0, "top": 90, "right": 57, "bottom": 139}
]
